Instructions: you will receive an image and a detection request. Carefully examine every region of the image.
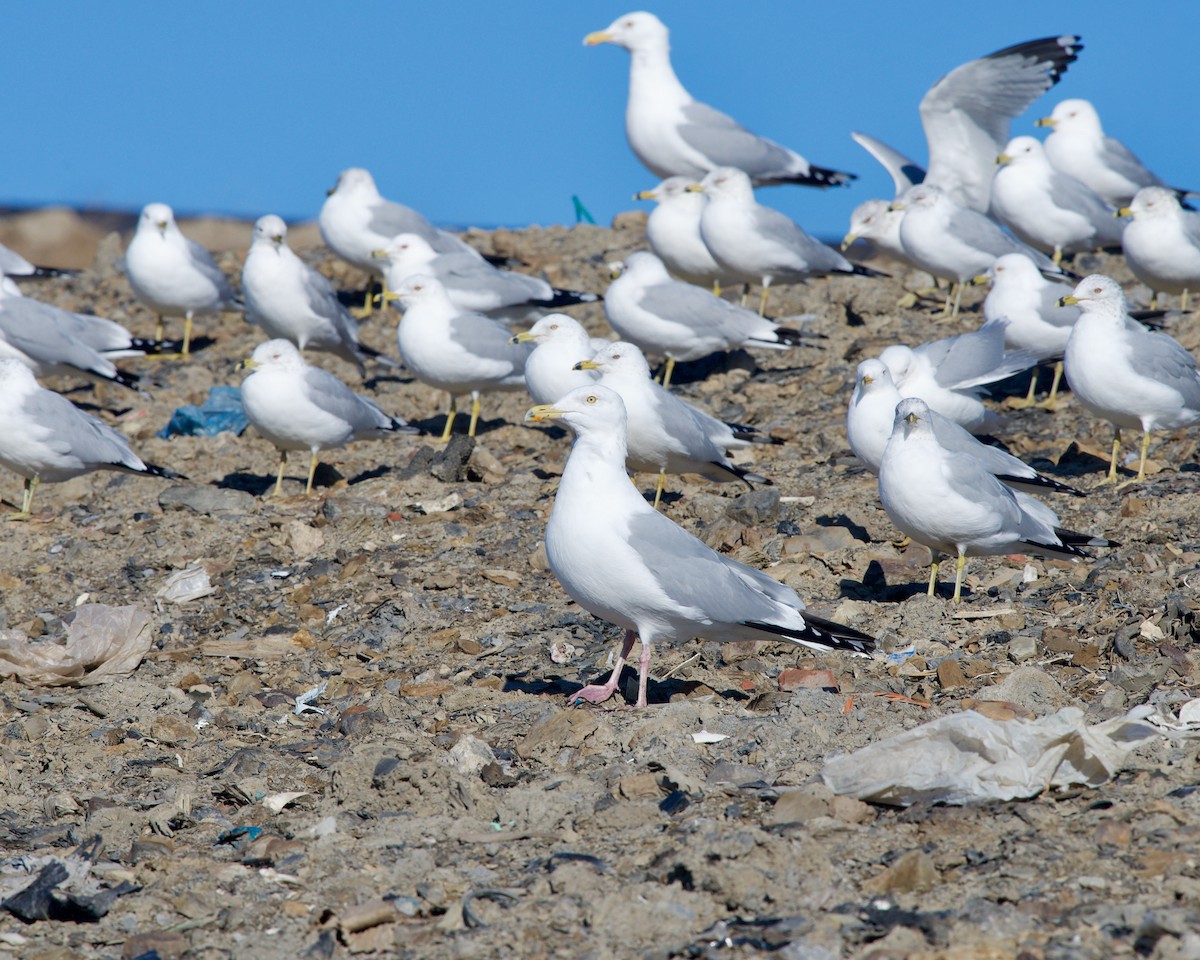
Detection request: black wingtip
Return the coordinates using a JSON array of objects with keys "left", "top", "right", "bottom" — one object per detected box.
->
[
  {"left": 389, "top": 419, "right": 421, "bottom": 435},
  {"left": 129, "top": 337, "right": 184, "bottom": 355},
  {"left": 29, "top": 265, "right": 80, "bottom": 279},
  {"left": 537, "top": 288, "right": 603, "bottom": 309},
  {"left": 998, "top": 472, "right": 1086, "bottom": 498},
  {"left": 110, "top": 369, "right": 142, "bottom": 392},
  {"left": 765, "top": 166, "right": 857, "bottom": 189},
  {"left": 1055, "top": 527, "right": 1119, "bottom": 550},
  {"left": 985, "top": 35, "right": 1083, "bottom": 84},
  {"left": 357, "top": 341, "right": 400, "bottom": 366},
  {"left": 728, "top": 423, "right": 785, "bottom": 446},
  {"left": 745, "top": 613, "right": 876, "bottom": 655},
  {"left": 764, "top": 326, "right": 823, "bottom": 349},
  {"left": 844, "top": 264, "right": 889, "bottom": 279},
  {"left": 143, "top": 463, "right": 186, "bottom": 481}
]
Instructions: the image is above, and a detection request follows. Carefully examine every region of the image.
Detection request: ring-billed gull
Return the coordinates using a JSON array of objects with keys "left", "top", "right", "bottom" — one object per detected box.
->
[
  {"left": 584, "top": 12, "right": 854, "bottom": 188},
  {"left": 391, "top": 274, "right": 530, "bottom": 441},
  {"left": 1060, "top": 275, "right": 1200, "bottom": 484},
  {"left": 855, "top": 36, "right": 1082, "bottom": 212},
  {"left": 124, "top": 203, "right": 242, "bottom": 354},
  {"left": 841, "top": 199, "right": 916, "bottom": 270},
  {"left": 604, "top": 251, "right": 812, "bottom": 384},
  {"left": 878, "top": 398, "right": 1105, "bottom": 601},
  {"left": 694, "top": 167, "right": 879, "bottom": 313},
  {"left": 0, "top": 359, "right": 177, "bottom": 519},
  {"left": 509, "top": 315, "right": 599, "bottom": 405},
  {"left": 371, "top": 233, "right": 598, "bottom": 322},
  {"left": 880, "top": 324, "right": 1039, "bottom": 433},
  {"left": 991, "top": 136, "right": 1122, "bottom": 262},
  {"left": 525, "top": 384, "right": 873, "bottom": 707},
  {"left": 976, "top": 253, "right": 1079, "bottom": 407},
  {"left": 242, "top": 215, "right": 394, "bottom": 377},
  {"left": 1036, "top": 99, "right": 1192, "bottom": 207},
  {"left": 891, "top": 184, "right": 1059, "bottom": 319},
  {"left": 635, "top": 176, "right": 734, "bottom": 290},
  {"left": 847, "top": 359, "right": 1082, "bottom": 498},
  {"left": 1117, "top": 187, "right": 1200, "bottom": 310},
  {"left": 576, "top": 340, "right": 775, "bottom": 506},
  {"left": 239, "top": 339, "right": 416, "bottom": 496}
]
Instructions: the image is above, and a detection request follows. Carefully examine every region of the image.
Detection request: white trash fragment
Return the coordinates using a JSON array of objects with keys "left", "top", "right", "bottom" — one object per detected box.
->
[
  {"left": 692, "top": 731, "right": 730, "bottom": 744},
  {"left": 325, "top": 603, "right": 348, "bottom": 625},
  {"left": 822, "top": 705, "right": 1160, "bottom": 806},
  {"left": 1146, "top": 697, "right": 1200, "bottom": 734},
  {"left": 449, "top": 733, "right": 498, "bottom": 776},
  {"left": 549, "top": 640, "right": 578, "bottom": 664},
  {"left": 294, "top": 680, "right": 327, "bottom": 715},
  {"left": 156, "top": 562, "right": 216, "bottom": 605},
  {"left": 0, "top": 604, "right": 153, "bottom": 687},
  {"left": 411, "top": 492, "right": 463, "bottom": 515},
  {"left": 305, "top": 816, "right": 338, "bottom": 838},
  {"left": 263, "top": 791, "right": 310, "bottom": 814}
]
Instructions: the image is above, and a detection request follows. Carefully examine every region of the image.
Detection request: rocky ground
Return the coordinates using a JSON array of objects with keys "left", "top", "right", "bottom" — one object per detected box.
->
[{"left": 0, "top": 210, "right": 1198, "bottom": 960}]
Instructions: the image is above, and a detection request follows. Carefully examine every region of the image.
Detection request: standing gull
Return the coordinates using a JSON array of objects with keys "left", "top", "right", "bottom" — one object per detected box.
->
[
  {"left": 242, "top": 215, "right": 393, "bottom": 377},
  {"left": 372, "top": 233, "right": 598, "bottom": 322},
  {"left": 636, "top": 176, "right": 734, "bottom": 290},
  {"left": 878, "top": 398, "right": 1104, "bottom": 601},
  {"left": 1036, "top": 99, "right": 1192, "bottom": 207},
  {"left": 0, "top": 359, "right": 177, "bottom": 519},
  {"left": 1117, "top": 187, "right": 1200, "bottom": 310},
  {"left": 124, "top": 202, "right": 242, "bottom": 354},
  {"left": 577, "top": 340, "right": 775, "bottom": 506},
  {"left": 526, "top": 385, "right": 873, "bottom": 707},
  {"left": 391, "top": 275, "right": 530, "bottom": 441},
  {"left": 584, "top": 12, "right": 853, "bottom": 188},
  {"left": 604, "top": 250, "right": 811, "bottom": 384},
  {"left": 695, "top": 167, "right": 876, "bottom": 315},
  {"left": 991, "top": 136, "right": 1122, "bottom": 262},
  {"left": 239, "top": 339, "right": 416, "bottom": 496},
  {"left": 510, "top": 314, "right": 599, "bottom": 405},
  {"left": 1061, "top": 275, "right": 1200, "bottom": 484}
]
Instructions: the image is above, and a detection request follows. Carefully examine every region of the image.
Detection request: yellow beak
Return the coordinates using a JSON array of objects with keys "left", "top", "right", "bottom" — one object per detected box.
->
[
  {"left": 888, "top": 201, "right": 905, "bottom": 212},
  {"left": 573, "top": 360, "right": 601, "bottom": 371},
  {"left": 840, "top": 232, "right": 858, "bottom": 251},
  {"left": 238, "top": 358, "right": 258, "bottom": 371},
  {"left": 1058, "top": 294, "right": 1081, "bottom": 306},
  {"left": 1035, "top": 117, "right": 1055, "bottom": 128},
  {"left": 904, "top": 412, "right": 919, "bottom": 424},
  {"left": 861, "top": 375, "right": 874, "bottom": 386},
  {"left": 634, "top": 190, "right": 657, "bottom": 201},
  {"left": 996, "top": 153, "right": 1012, "bottom": 166},
  {"left": 583, "top": 30, "right": 613, "bottom": 46},
  {"left": 370, "top": 248, "right": 389, "bottom": 259},
  {"left": 326, "top": 186, "right": 336, "bottom": 197},
  {"left": 1115, "top": 207, "right": 1133, "bottom": 219},
  {"left": 970, "top": 273, "right": 989, "bottom": 286},
  {"left": 685, "top": 183, "right": 704, "bottom": 193},
  {"left": 525, "top": 403, "right": 564, "bottom": 422},
  {"left": 509, "top": 332, "right": 537, "bottom": 344}
]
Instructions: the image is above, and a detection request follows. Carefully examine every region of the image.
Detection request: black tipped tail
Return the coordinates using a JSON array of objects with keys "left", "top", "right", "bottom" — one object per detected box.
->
[
  {"left": 142, "top": 462, "right": 186, "bottom": 481},
  {"left": 28, "top": 265, "right": 80, "bottom": 279},
  {"left": 767, "top": 166, "right": 857, "bottom": 189},
  {"left": 726, "top": 422, "right": 784, "bottom": 446},
  {"left": 761, "top": 326, "right": 823, "bottom": 349},
  {"left": 1056, "top": 528, "right": 1119, "bottom": 550},
  {"left": 842, "top": 263, "right": 889, "bottom": 279},
  {"left": 535, "top": 288, "right": 603, "bottom": 309},
  {"left": 109, "top": 368, "right": 142, "bottom": 392},
  {"left": 999, "top": 472, "right": 1085, "bottom": 497},
  {"left": 745, "top": 613, "right": 876, "bottom": 655},
  {"left": 389, "top": 418, "right": 421, "bottom": 435},
  {"left": 129, "top": 337, "right": 183, "bottom": 355},
  {"left": 357, "top": 341, "right": 399, "bottom": 368}
]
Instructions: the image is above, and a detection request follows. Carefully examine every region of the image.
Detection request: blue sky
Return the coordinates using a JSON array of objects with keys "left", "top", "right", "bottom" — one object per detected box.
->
[{"left": 4, "top": 2, "right": 1196, "bottom": 241}]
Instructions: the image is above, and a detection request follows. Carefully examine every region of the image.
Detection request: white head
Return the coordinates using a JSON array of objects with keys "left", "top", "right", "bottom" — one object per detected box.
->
[
  {"left": 1125, "top": 186, "right": 1181, "bottom": 220},
  {"left": 878, "top": 345, "right": 917, "bottom": 386},
  {"left": 584, "top": 11, "right": 668, "bottom": 52},
  {"left": 697, "top": 166, "right": 754, "bottom": 203},
  {"left": 619, "top": 250, "right": 671, "bottom": 284},
  {"left": 391, "top": 273, "right": 451, "bottom": 309},
  {"left": 579, "top": 340, "right": 652, "bottom": 381},
  {"left": 853, "top": 358, "right": 898, "bottom": 403},
  {"left": 373, "top": 232, "right": 437, "bottom": 266},
  {"left": 892, "top": 397, "right": 934, "bottom": 441},
  {"left": 636, "top": 175, "right": 699, "bottom": 205},
  {"left": 252, "top": 215, "right": 288, "bottom": 249},
  {"left": 845, "top": 199, "right": 896, "bottom": 245},
  {"left": 139, "top": 202, "right": 177, "bottom": 236},
  {"left": 245, "top": 338, "right": 304, "bottom": 372},
  {"left": 1061, "top": 274, "right": 1128, "bottom": 315},
  {"left": 525, "top": 383, "right": 629, "bottom": 440},
  {"left": 328, "top": 167, "right": 378, "bottom": 198},
  {"left": 1040, "top": 99, "right": 1102, "bottom": 136},
  {"left": 522, "top": 313, "right": 592, "bottom": 346},
  {"left": 997, "top": 136, "right": 1048, "bottom": 167},
  {"left": 892, "top": 183, "right": 942, "bottom": 212},
  {"left": 986, "top": 252, "right": 1042, "bottom": 288}
]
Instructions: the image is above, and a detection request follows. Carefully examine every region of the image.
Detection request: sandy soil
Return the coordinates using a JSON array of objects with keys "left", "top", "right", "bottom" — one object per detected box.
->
[{"left": 0, "top": 213, "right": 1198, "bottom": 960}]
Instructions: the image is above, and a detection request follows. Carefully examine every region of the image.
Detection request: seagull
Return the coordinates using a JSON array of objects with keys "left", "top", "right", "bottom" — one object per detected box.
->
[
  {"left": 854, "top": 36, "right": 1082, "bottom": 212},
  {"left": 878, "top": 398, "right": 1105, "bottom": 601},
  {"left": 990, "top": 136, "right": 1122, "bottom": 262},
  {"left": 238, "top": 339, "right": 416, "bottom": 496},
  {"left": 879, "top": 324, "right": 1040, "bottom": 433},
  {"left": 576, "top": 340, "right": 776, "bottom": 506},
  {"left": 1036, "top": 99, "right": 1192, "bottom": 207},
  {"left": 584, "top": 12, "right": 854, "bottom": 189},
  {"left": 0, "top": 358, "right": 177, "bottom": 519},
  {"left": 509, "top": 314, "right": 599, "bottom": 405},
  {"left": 390, "top": 274, "right": 530, "bottom": 441},
  {"left": 1061, "top": 275, "right": 1200, "bottom": 484},
  {"left": 1117, "top": 187, "right": 1200, "bottom": 310},
  {"left": 242, "top": 215, "right": 394, "bottom": 377},
  {"left": 0, "top": 243, "right": 76, "bottom": 280},
  {"left": 371, "top": 233, "right": 598, "bottom": 323},
  {"left": 694, "top": 167, "right": 878, "bottom": 315},
  {"left": 841, "top": 199, "right": 917, "bottom": 270},
  {"left": 635, "top": 175, "right": 735, "bottom": 290},
  {"left": 604, "top": 250, "right": 813, "bottom": 384},
  {"left": 123, "top": 202, "right": 242, "bottom": 354},
  {"left": 847, "top": 358, "right": 1082, "bottom": 498},
  {"left": 526, "top": 384, "right": 874, "bottom": 707},
  {"left": 891, "top": 184, "right": 1060, "bottom": 319}
]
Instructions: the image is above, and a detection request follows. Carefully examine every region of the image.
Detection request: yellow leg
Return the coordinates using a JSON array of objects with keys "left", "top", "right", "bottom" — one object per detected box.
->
[
  {"left": 1119, "top": 429, "right": 1153, "bottom": 486},
  {"left": 7, "top": 475, "right": 38, "bottom": 520},
  {"left": 1150, "top": 291, "right": 1159, "bottom": 311},
  {"left": 1053, "top": 246, "right": 1063, "bottom": 265},
  {"left": 652, "top": 470, "right": 667, "bottom": 509},
  {"left": 941, "top": 283, "right": 956, "bottom": 317},
  {"left": 712, "top": 280, "right": 722, "bottom": 296},
  {"left": 1037, "top": 362, "right": 1065, "bottom": 410},
  {"left": 1005, "top": 371, "right": 1040, "bottom": 409},
  {"left": 1101, "top": 431, "right": 1122, "bottom": 485},
  {"left": 660, "top": 357, "right": 677, "bottom": 389},
  {"left": 273, "top": 451, "right": 287, "bottom": 496},
  {"left": 181, "top": 312, "right": 193, "bottom": 356},
  {"left": 154, "top": 315, "right": 165, "bottom": 341},
  {"left": 1183, "top": 290, "right": 1190, "bottom": 311},
  {"left": 927, "top": 553, "right": 941, "bottom": 597},
  {"left": 758, "top": 285, "right": 770, "bottom": 317},
  {"left": 949, "top": 281, "right": 964, "bottom": 321},
  {"left": 306, "top": 452, "right": 320, "bottom": 494},
  {"left": 350, "top": 279, "right": 378, "bottom": 319},
  {"left": 467, "top": 392, "right": 482, "bottom": 437},
  {"left": 439, "top": 396, "right": 458, "bottom": 443},
  {"left": 952, "top": 554, "right": 967, "bottom": 602}
]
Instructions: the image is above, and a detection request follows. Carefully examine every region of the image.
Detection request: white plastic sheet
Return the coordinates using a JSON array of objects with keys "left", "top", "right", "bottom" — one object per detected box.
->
[{"left": 0, "top": 604, "right": 152, "bottom": 687}]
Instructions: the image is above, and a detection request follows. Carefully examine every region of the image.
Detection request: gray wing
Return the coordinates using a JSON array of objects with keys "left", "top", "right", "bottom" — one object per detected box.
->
[
  {"left": 0, "top": 243, "right": 34, "bottom": 275},
  {"left": 301, "top": 367, "right": 392, "bottom": 432},
  {"left": 1100, "top": 136, "right": 1160, "bottom": 188},
  {"left": 677, "top": 101, "right": 803, "bottom": 180},
  {"left": 637, "top": 281, "right": 769, "bottom": 339},
  {"left": 22, "top": 390, "right": 142, "bottom": 469},
  {"left": 1045, "top": 168, "right": 1120, "bottom": 230},
  {"left": 183, "top": 237, "right": 237, "bottom": 298},
  {"left": 649, "top": 389, "right": 727, "bottom": 461},
  {"left": 447, "top": 312, "right": 531, "bottom": 366},
  {"left": 300, "top": 266, "right": 358, "bottom": 345},
  {"left": 438, "top": 253, "right": 550, "bottom": 301},
  {"left": 626, "top": 511, "right": 802, "bottom": 621},
  {"left": 1127, "top": 329, "right": 1200, "bottom": 409},
  {"left": 1181, "top": 211, "right": 1200, "bottom": 249},
  {"left": 929, "top": 410, "right": 1033, "bottom": 478},
  {"left": 943, "top": 206, "right": 1025, "bottom": 258},
  {"left": 923, "top": 325, "right": 1039, "bottom": 389},
  {"left": 366, "top": 198, "right": 437, "bottom": 242},
  {"left": 850, "top": 131, "right": 927, "bottom": 195},
  {"left": 751, "top": 207, "right": 851, "bottom": 272},
  {"left": 0, "top": 300, "right": 119, "bottom": 378}
]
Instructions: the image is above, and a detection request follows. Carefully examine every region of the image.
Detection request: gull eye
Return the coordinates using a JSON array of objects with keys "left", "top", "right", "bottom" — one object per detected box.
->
[
  {"left": 585, "top": 394, "right": 598, "bottom": 405},
  {"left": 611, "top": 353, "right": 621, "bottom": 360},
  {"left": 549, "top": 324, "right": 559, "bottom": 330},
  {"left": 1092, "top": 286, "right": 1102, "bottom": 294}
]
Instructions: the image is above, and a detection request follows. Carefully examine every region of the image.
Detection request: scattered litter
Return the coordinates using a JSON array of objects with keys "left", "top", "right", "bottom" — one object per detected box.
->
[
  {"left": 1146, "top": 697, "right": 1200, "bottom": 734},
  {"left": 156, "top": 562, "right": 216, "bottom": 605},
  {"left": 262, "top": 792, "right": 310, "bottom": 814},
  {"left": 692, "top": 731, "right": 730, "bottom": 744},
  {"left": 215, "top": 826, "right": 263, "bottom": 846},
  {"left": 0, "top": 836, "right": 139, "bottom": 923},
  {"left": 325, "top": 603, "right": 348, "bottom": 625},
  {"left": 822, "top": 705, "right": 1161, "bottom": 806},
  {"left": 269, "top": 569, "right": 292, "bottom": 578},
  {"left": 294, "top": 680, "right": 327, "bottom": 715},
  {"left": 0, "top": 604, "right": 153, "bottom": 687},
  {"left": 549, "top": 640, "right": 578, "bottom": 664},
  {"left": 411, "top": 492, "right": 463, "bottom": 515},
  {"left": 158, "top": 385, "right": 249, "bottom": 438}
]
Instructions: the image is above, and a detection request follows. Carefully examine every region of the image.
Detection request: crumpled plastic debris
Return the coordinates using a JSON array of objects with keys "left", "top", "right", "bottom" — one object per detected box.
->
[
  {"left": 157, "top": 385, "right": 248, "bottom": 438},
  {"left": 0, "top": 604, "right": 152, "bottom": 687},
  {"left": 1145, "top": 697, "right": 1200, "bottom": 734},
  {"left": 156, "top": 562, "right": 216, "bottom": 605},
  {"left": 822, "top": 705, "right": 1161, "bottom": 806}
]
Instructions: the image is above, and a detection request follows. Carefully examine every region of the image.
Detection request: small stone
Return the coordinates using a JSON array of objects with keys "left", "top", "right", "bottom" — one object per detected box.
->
[
  {"left": 767, "top": 787, "right": 830, "bottom": 825},
  {"left": 448, "top": 734, "right": 497, "bottom": 776},
  {"left": 778, "top": 668, "right": 836, "bottom": 692},
  {"left": 431, "top": 435, "right": 475, "bottom": 482},
  {"left": 829, "top": 795, "right": 873, "bottom": 824},
  {"left": 1008, "top": 635, "right": 1038, "bottom": 663},
  {"left": 724, "top": 489, "right": 781, "bottom": 525},
  {"left": 863, "top": 849, "right": 938, "bottom": 894},
  {"left": 285, "top": 520, "right": 325, "bottom": 558},
  {"left": 936, "top": 659, "right": 967, "bottom": 689},
  {"left": 158, "top": 485, "right": 255, "bottom": 516}
]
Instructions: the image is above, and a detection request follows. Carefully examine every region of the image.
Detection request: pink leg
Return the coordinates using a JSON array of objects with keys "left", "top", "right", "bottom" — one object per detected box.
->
[
  {"left": 635, "top": 641, "right": 652, "bottom": 708},
  {"left": 570, "top": 631, "right": 637, "bottom": 705}
]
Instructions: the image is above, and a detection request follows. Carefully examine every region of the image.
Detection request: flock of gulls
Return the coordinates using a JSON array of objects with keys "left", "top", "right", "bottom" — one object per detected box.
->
[{"left": 3, "top": 12, "right": 1200, "bottom": 706}]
